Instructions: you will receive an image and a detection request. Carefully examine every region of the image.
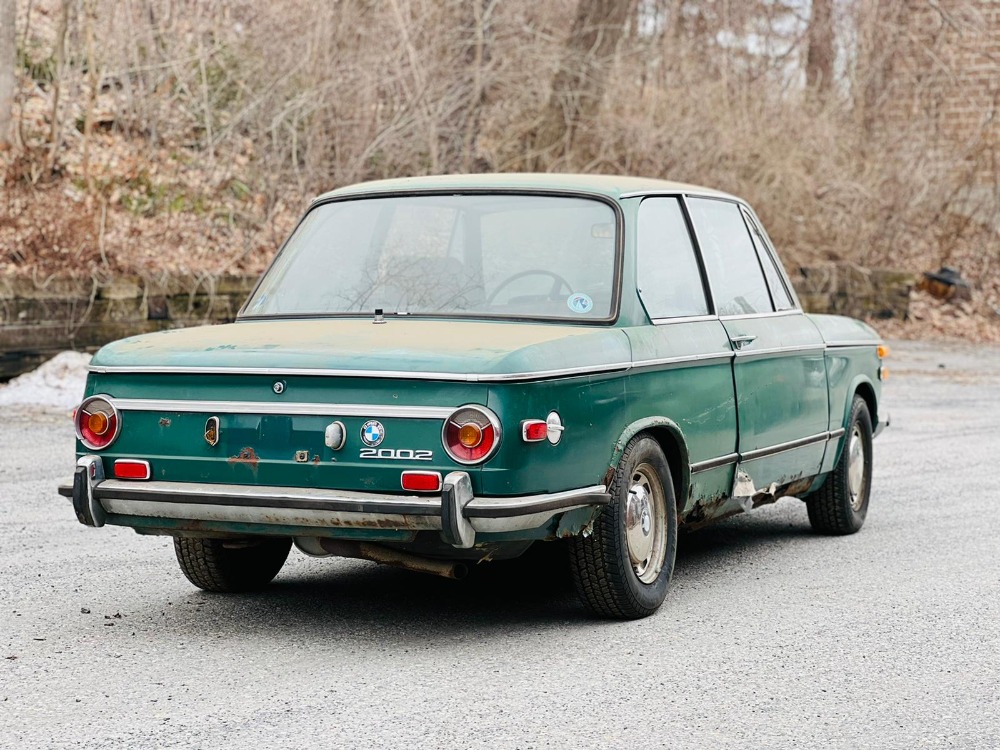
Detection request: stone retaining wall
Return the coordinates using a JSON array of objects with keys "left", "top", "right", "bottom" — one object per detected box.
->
[
  {"left": 0, "top": 274, "right": 258, "bottom": 379},
  {"left": 0, "top": 266, "right": 915, "bottom": 380}
]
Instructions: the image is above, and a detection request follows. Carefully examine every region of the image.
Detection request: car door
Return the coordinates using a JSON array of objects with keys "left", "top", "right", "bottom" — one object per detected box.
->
[
  {"left": 625, "top": 196, "right": 739, "bottom": 516},
  {"left": 685, "top": 196, "right": 829, "bottom": 496}
]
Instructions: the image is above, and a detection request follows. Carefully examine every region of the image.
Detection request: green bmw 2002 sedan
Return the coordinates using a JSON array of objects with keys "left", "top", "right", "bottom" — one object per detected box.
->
[{"left": 61, "top": 174, "right": 889, "bottom": 619}]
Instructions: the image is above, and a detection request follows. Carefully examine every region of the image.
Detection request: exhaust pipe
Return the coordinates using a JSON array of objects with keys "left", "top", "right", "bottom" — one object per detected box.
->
[{"left": 296, "top": 538, "right": 469, "bottom": 580}]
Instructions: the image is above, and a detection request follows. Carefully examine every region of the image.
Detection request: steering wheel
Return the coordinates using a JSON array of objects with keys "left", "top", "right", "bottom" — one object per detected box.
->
[{"left": 487, "top": 270, "right": 574, "bottom": 305}]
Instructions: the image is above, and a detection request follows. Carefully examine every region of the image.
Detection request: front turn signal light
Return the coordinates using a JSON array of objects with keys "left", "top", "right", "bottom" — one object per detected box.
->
[{"left": 877, "top": 344, "right": 890, "bottom": 359}]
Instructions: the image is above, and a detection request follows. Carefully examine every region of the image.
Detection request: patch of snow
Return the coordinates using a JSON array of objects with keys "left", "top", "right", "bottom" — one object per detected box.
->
[{"left": 0, "top": 351, "right": 93, "bottom": 410}]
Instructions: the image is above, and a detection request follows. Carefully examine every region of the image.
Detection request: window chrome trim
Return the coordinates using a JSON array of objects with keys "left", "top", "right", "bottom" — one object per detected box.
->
[
  {"left": 718, "top": 309, "right": 803, "bottom": 321},
  {"left": 109, "top": 398, "right": 456, "bottom": 420},
  {"left": 649, "top": 314, "right": 719, "bottom": 325}
]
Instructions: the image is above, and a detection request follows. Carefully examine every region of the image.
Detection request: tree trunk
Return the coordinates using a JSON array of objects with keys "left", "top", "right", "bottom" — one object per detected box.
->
[
  {"left": 46, "top": 0, "right": 70, "bottom": 173},
  {"left": 529, "top": 0, "right": 639, "bottom": 169},
  {"left": 806, "top": 0, "right": 835, "bottom": 95},
  {"left": 0, "top": 0, "right": 16, "bottom": 149}
]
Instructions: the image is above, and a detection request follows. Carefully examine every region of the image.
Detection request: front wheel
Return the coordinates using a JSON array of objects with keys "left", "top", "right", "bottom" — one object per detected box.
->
[
  {"left": 806, "top": 395, "right": 873, "bottom": 535},
  {"left": 569, "top": 436, "right": 678, "bottom": 619},
  {"left": 174, "top": 537, "right": 292, "bottom": 592}
]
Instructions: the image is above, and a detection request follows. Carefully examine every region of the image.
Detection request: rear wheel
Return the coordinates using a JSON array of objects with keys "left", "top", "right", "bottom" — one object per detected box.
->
[
  {"left": 806, "top": 395, "right": 873, "bottom": 535},
  {"left": 174, "top": 537, "right": 292, "bottom": 592},
  {"left": 569, "top": 435, "right": 678, "bottom": 619}
]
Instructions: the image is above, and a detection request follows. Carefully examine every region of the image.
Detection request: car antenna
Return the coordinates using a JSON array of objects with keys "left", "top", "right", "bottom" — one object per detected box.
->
[{"left": 373, "top": 308, "right": 386, "bottom": 325}]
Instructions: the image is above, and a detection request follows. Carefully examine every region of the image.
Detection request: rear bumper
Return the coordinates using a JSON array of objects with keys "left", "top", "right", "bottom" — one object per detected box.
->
[{"left": 59, "top": 455, "right": 610, "bottom": 548}]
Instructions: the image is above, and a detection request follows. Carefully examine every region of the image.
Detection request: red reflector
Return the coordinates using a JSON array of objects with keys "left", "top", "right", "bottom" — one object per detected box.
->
[
  {"left": 114, "top": 459, "right": 151, "bottom": 480},
  {"left": 522, "top": 419, "right": 548, "bottom": 442},
  {"left": 401, "top": 471, "right": 442, "bottom": 493}
]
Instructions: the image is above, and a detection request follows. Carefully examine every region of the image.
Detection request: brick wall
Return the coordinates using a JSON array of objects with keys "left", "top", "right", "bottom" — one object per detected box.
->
[{"left": 880, "top": 0, "right": 1000, "bottom": 189}]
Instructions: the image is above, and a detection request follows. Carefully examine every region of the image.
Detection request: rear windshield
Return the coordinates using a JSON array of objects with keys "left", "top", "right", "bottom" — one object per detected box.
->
[{"left": 242, "top": 194, "right": 619, "bottom": 322}]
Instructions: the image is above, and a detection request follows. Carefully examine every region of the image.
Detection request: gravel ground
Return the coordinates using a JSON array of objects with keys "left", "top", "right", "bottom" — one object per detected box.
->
[{"left": 1, "top": 340, "right": 998, "bottom": 749}]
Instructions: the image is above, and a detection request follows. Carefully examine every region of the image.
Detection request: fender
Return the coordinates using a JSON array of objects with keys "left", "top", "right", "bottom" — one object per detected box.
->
[
  {"left": 826, "top": 372, "right": 878, "bottom": 470},
  {"left": 607, "top": 416, "right": 690, "bottom": 505}
]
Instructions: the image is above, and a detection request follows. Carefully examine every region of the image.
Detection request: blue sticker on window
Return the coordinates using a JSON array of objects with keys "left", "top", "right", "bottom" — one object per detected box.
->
[{"left": 567, "top": 293, "right": 594, "bottom": 314}]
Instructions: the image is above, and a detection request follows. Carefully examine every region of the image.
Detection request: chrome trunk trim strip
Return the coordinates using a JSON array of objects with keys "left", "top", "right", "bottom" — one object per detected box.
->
[{"left": 110, "top": 398, "right": 455, "bottom": 420}]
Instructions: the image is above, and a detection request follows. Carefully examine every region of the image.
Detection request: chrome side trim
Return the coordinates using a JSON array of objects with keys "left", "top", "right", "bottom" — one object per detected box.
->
[
  {"left": 825, "top": 341, "right": 881, "bottom": 349},
  {"left": 691, "top": 430, "right": 845, "bottom": 472},
  {"left": 631, "top": 352, "right": 735, "bottom": 370},
  {"left": 690, "top": 453, "right": 740, "bottom": 474},
  {"left": 734, "top": 344, "right": 827, "bottom": 360},
  {"left": 89, "top": 362, "right": 632, "bottom": 383},
  {"left": 740, "top": 430, "right": 840, "bottom": 462},
  {"left": 111, "top": 398, "right": 455, "bottom": 420}
]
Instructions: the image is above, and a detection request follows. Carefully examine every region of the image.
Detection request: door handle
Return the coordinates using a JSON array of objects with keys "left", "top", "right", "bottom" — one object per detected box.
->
[{"left": 730, "top": 334, "right": 757, "bottom": 349}]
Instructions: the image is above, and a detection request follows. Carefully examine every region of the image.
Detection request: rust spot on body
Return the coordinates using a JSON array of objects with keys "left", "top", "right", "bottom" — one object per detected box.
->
[
  {"left": 228, "top": 447, "right": 260, "bottom": 469},
  {"left": 159, "top": 418, "right": 171, "bottom": 427}
]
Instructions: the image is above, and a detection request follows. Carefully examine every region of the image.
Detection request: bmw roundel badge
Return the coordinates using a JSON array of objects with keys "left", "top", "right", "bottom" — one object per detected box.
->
[{"left": 361, "top": 420, "right": 385, "bottom": 447}]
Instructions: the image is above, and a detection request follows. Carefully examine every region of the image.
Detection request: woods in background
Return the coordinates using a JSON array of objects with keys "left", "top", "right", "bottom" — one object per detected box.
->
[{"left": 0, "top": 0, "right": 997, "bottom": 320}]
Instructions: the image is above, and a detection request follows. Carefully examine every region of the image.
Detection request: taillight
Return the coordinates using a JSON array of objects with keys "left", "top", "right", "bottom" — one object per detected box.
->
[
  {"left": 75, "top": 395, "right": 121, "bottom": 451},
  {"left": 442, "top": 405, "right": 501, "bottom": 465}
]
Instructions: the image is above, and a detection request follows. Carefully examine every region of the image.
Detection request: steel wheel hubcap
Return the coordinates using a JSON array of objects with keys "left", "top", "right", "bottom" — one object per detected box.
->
[
  {"left": 847, "top": 425, "right": 866, "bottom": 511},
  {"left": 625, "top": 464, "right": 667, "bottom": 584}
]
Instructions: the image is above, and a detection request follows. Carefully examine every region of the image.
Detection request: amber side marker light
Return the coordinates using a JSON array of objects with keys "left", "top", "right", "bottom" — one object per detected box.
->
[{"left": 877, "top": 344, "right": 890, "bottom": 380}]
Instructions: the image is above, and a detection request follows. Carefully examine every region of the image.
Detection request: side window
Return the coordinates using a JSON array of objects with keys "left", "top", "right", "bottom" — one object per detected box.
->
[
  {"left": 742, "top": 210, "right": 796, "bottom": 311},
  {"left": 636, "top": 198, "right": 709, "bottom": 319},
  {"left": 686, "top": 198, "right": 773, "bottom": 316}
]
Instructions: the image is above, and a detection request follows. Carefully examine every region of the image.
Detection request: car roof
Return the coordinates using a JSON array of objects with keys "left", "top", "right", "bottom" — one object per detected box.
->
[{"left": 313, "top": 173, "right": 739, "bottom": 203}]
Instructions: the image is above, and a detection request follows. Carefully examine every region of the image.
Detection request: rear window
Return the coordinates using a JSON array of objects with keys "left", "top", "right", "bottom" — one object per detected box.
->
[{"left": 244, "top": 194, "right": 619, "bottom": 322}]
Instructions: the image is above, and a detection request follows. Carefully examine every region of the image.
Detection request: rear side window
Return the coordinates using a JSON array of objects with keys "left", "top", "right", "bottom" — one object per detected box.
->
[
  {"left": 636, "top": 198, "right": 709, "bottom": 319},
  {"left": 687, "top": 198, "right": 773, "bottom": 316},
  {"left": 742, "top": 209, "right": 796, "bottom": 311}
]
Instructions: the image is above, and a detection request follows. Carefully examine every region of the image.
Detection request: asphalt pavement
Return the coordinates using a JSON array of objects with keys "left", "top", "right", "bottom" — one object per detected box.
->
[{"left": 1, "top": 340, "right": 998, "bottom": 749}]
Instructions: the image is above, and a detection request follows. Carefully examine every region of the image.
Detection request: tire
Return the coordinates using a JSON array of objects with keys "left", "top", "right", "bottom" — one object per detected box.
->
[
  {"left": 569, "top": 435, "right": 678, "bottom": 619},
  {"left": 173, "top": 537, "right": 292, "bottom": 592},
  {"left": 806, "top": 395, "right": 873, "bottom": 535}
]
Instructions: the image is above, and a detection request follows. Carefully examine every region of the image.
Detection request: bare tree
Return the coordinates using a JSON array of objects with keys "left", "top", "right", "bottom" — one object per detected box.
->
[
  {"left": 529, "top": 0, "right": 640, "bottom": 168},
  {"left": 46, "top": 0, "right": 70, "bottom": 173},
  {"left": 806, "top": 0, "right": 835, "bottom": 94},
  {"left": 0, "top": 0, "right": 15, "bottom": 148}
]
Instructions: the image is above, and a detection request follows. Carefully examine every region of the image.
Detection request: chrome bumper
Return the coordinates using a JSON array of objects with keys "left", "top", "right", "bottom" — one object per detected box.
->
[{"left": 59, "top": 456, "right": 610, "bottom": 549}]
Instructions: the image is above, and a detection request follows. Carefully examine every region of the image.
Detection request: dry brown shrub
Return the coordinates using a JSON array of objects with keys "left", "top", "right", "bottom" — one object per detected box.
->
[{"left": 1, "top": 0, "right": 997, "bottom": 339}]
